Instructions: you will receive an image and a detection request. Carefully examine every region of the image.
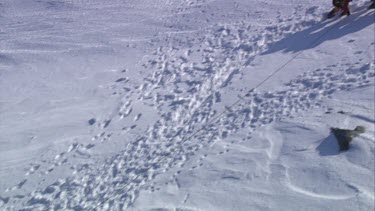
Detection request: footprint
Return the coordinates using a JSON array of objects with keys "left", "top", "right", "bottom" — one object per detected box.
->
[
  {"left": 85, "top": 144, "right": 95, "bottom": 149},
  {"left": 67, "top": 143, "right": 78, "bottom": 153},
  {"left": 25, "top": 164, "right": 41, "bottom": 176},
  {"left": 101, "top": 119, "right": 112, "bottom": 129},
  {"left": 134, "top": 113, "right": 142, "bottom": 121},
  {"left": 115, "top": 77, "right": 128, "bottom": 83},
  {"left": 0, "top": 197, "right": 9, "bottom": 207}
]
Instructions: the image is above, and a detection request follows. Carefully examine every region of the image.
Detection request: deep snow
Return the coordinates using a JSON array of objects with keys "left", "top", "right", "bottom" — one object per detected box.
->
[{"left": 0, "top": 0, "right": 374, "bottom": 210}]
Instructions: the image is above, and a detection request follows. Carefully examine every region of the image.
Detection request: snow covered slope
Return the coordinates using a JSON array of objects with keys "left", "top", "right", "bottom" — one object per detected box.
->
[{"left": 0, "top": 0, "right": 374, "bottom": 210}]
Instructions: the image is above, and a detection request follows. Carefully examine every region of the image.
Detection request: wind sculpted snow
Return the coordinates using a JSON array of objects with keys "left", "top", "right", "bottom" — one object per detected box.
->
[{"left": 0, "top": 0, "right": 374, "bottom": 210}]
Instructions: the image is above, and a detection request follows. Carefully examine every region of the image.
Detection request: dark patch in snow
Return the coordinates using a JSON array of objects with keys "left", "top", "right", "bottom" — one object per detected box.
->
[
  {"left": 88, "top": 118, "right": 96, "bottom": 125},
  {"left": 103, "top": 120, "right": 111, "bottom": 128},
  {"left": 85, "top": 144, "right": 95, "bottom": 149},
  {"left": 115, "top": 78, "right": 127, "bottom": 83}
]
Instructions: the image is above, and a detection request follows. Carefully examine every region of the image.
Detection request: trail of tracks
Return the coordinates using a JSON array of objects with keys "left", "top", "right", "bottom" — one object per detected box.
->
[{"left": 2, "top": 2, "right": 374, "bottom": 210}]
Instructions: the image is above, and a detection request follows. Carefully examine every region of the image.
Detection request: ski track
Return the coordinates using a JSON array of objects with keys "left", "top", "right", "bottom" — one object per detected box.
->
[{"left": 2, "top": 3, "right": 374, "bottom": 210}]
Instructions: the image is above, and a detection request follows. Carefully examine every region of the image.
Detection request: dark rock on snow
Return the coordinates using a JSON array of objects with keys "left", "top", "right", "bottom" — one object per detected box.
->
[{"left": 330, "top": 126, "right": 365, "bottom": 151}]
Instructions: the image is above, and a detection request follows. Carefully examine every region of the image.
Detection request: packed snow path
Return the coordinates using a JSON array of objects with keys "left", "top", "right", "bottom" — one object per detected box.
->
[{"left": 0, "top": 0, "right": 374, "bottom": 210}]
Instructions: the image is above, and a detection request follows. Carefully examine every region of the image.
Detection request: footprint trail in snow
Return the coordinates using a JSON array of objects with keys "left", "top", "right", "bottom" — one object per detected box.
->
[{"left": 1, "top": 2, "right": 374, "bottom": 210}]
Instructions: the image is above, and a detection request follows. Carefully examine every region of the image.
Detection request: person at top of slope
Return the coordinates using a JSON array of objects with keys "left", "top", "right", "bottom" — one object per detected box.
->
[{"left": 327, "top": 0, "right": 352, "bottom": 18}]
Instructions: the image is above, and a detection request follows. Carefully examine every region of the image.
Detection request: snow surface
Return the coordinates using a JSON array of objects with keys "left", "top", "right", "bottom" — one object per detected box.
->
[{"left": 0, "top": 0, "right": 374, "bottom": 210}]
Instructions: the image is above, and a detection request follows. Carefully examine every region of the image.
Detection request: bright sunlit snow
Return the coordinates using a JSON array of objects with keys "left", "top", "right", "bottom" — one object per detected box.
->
[{"left": 0, "top": 0, "right": 374, "bottom": 210}]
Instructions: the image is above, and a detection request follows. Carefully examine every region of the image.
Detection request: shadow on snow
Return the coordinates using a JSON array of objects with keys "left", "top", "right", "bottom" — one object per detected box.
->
[
  {"left": 316, "top": 133, "right": 340, "bottom": 156},
  {"left": 262, "top": 6, "right": 374, "bottom": 55}
]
